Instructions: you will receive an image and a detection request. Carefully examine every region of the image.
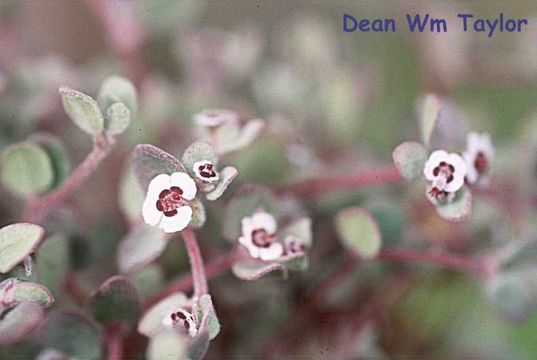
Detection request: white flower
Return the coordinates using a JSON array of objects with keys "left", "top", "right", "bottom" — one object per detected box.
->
[
  {"left": 142, "top": 172, "right": 197, "bottom": 233},
  {"left": 463, "top": 132, "right": 494, "bottom": 186},
  {"left": 239, "top": 212, "right": 283, "bottom": 261},
  {"left": 193, "top": 160, "right": 219, "bottom": 184},
  {"left": 162, "top": 308, "right": 198, "bottom": 338},
  {"left": 193, "top": 109, "right": 238, "bottom": 128},
  {"left": 284, "top": 235, "right": 305, "bottom": 255},
  {"left": 423, "top": 150, "right": 467, "bottom": 198}
]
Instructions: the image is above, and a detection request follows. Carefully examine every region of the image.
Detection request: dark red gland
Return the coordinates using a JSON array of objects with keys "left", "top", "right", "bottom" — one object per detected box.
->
[
  {"left": 252, "top": 229, "right": 275, "bottom": 248},
  {"left": 155, "top": 186, "right": 185, "bottom": 217},
  {"left": 432, "top": 162, "right": 456, "bottom": 183},
  {"left": 176, "top": 311, "right": 186, "bottom": 320},
  {"left": 198, "top": 163, "right": 217, "bottom": 179},
  {"left": 474, "top": 152, "right": 488, "bottom": 173}
]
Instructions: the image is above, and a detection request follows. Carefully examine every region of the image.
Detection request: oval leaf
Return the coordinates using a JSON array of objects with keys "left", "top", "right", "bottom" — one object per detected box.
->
[
  {"left": 392, "top": 141, "right": 427, "bottom": 180},
  {"left": 147, "top": 329, "right": 187, "bottom": 360},
  {"left": 59, "top": 86, "right": 104, "bottom": 135},
  {"left": 12, "top": 281, "right": 54, "bottom": 308},
  {"left": 89, "top": 275, "right": 141, "bottom": 328},
  {"left": 118, "top": 164, "right": 145, "bottom": 223},
  {"left": 132, "top": 144, "right": 185, "bottom": 190},
  {"left": 138, "top": 292, "right": 190, "bottom": 337},
  {"left": 104, "top": 102, "right": 131, "bottom": 135},
  {"left": 181, "top": 141, "right": 218, "bottom": 176},
  {"left": 231, "top": 260, "right": 286, "bottom": 281},
  {"left": 206, "top": 166, "right": 238, "bottom": 201},
  {"left": 1, "top": 142, "right": 54, "bottom": 196},
  {"left": 419, "top": 94, "right": 440, "bottom": 147},
  {"left": 0, "top": 223, "right": 44, "bottom": 274},
  {"left": 98, "top": 76, "right": 137, "bottom": 117},
  {"left": 436, "top": 187, "right": 472, "bottom": 222},
  {"left": 335, "top": 207, "right": 382, "bottom": 259},
  {"left": 36, "top": 234, "right": 70, "bottom": 297},
  {"left": 118, "top": 224, "right": 169, "bottom": 274},
  {"left": 0, "top": 302, "right": 43, "bottom": 345},
  {"left": 196, "top": 295, "right": 220, "bottom": 340},
  {"left": 30, "top": 133, "right": 71, "bottom": 189}
]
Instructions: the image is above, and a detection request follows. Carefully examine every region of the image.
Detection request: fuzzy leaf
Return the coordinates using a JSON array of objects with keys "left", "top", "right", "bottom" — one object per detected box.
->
[
  {"left": 282, "top": 217, "right": 313, "bottom": 247},
  {"left": 118, "top": 224, "right": 169, "bottom": 274},
  {"left": 206, "top": 166, "right": 238, "bottom": 201},
  {"left": 12, "top": 281, "right": 54, "bottom": 308},
  {"left": 197, "top": 295, "right": 220, "bottom": 340},
  {"left": 104, "top": 102, "right": 131, "bottom": 135},
  {"left": 487, "top": 266, "right": 537, "bottom": 323},
  {"left": 392, "top": 141, "right": 427, "bottom": 180},
  {"left": 36, "top": 234, "right": 70, "bottom": 297},
  {"left": 59, "top": 86, "right": 104, "bottom": 135},
  {"left": 89, "top": 275, "right": 141, "bottom": 328},
  {"left": 138, "top": 292, "right": 190, "bottom": 337},
  {"left": 335, "top": 207, "right": 382, "bottom": 259},
  {"left": 147, "top": 329, "right": 187, "bottom": 360},
  {"left": 419, "top": 94, "right": 440, "bottom": 147},
  {"left": 0, "top": 223, "right": 44, "bottom": 274},
  {"left": 216, "top": 119, "right": 265, "bottom": 155},
  {"left": 98, "top": 76, "right": 137, "bottom": 116},
  {"left": 181, "top": 141, "right": 218, "bottom": 176},
  {"left": 232, "top": 260, "right": 286, "bottom": 281},
  {"left": 31, "top": 133, "right": 71, "bottom": 188},
  {"left": 187, "top": 330, "right": 210, "bottom": 360},
  {"left": 223, "top": 186, "right": 277, "bottom": 241},
  {"left": 119, "top": 164, "right": 145, "bottom": 223},
  {"left": 38, "top": 311, "right": 102, "bottom": 360},
  {"left": 1, "top": 142, "right": 54, "bottom": 196},
  {"left": 132, "top": 144, "right": 185, "bottom": 190},
  {"left": 0, "top": 302, "right": 43, "bottom": 345},
  {"left": 436, "top": 187, "right": 472, "bottom": 222},
  {"left": 276, "top": 253, "right": 309, "bottom": 271},
  {"left": 189, "top": 198, "right": 206, "bottom": 229}
]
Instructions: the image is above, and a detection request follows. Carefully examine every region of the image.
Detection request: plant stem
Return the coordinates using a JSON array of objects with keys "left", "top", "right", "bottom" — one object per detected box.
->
[
  {"left": 181, "top": 227, "right": 208, "bottom": 299},
  {"left": 24, "top": 135, "right": 115, "bottom": 223},
  {"left": 106, "top": 328, "right": 124, "bottom": 360},
  {"left": 278, "top": 166, "right": 402, "bottom": 198}
]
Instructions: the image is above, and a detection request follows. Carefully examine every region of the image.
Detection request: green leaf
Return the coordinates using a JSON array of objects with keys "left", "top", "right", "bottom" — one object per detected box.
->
[
  {"left": 0, "top": 302, "right": 43, "bottom": 345},
  {"left": 335, "top": 207, "right": 382, "bottom": 259},
  {"left": 118, "top": 224, "right": 169, "bottom": 274},
  {"left": 281, "top": 217, "right": 313, "bottom": 247},
  {"left": 138, "top": 292, "right": 190, "bottom": 337},
  {"left": 436, "top": 187, "right": 472, "bottom": 222},
  {"left": 215, "top": 119, "right": 265, "bottom": 155},
  {"left": 132, "top": 144, "right": 186, "bottom": 191},
  {"left": 38, "top": 311, "right": 102, "bottom": 360},
  {"left": 36, "top": 234, "right": 70, "bottom": 297},
  {"left": 187, "top": 330, "right": 210, "bottom": 360},
  {"left": 147, "top": 329, "right": 187, "bottom": 360},
  {"left": 276, "top": 253, "right": 309, "bottom": 271},
  {"left": 1, "top": 142, "right": 54, "bottom": 196},
  {"left": 118, "top": 164, "right": 145, "bottom": 223},
  {"left": 419, "top": 94, "right": 440, "bottom": 147},
  {"left": 30, "top": 133, "right": 71, "bottom": 188},
  {"left": 189, "top": 198, "right": 206, "bottom": 229},
  {"left": 222, "top": 185, "right": 277, "bottom": 241},
  {"left": 196, "top": 295, "right": 220, "bottom": 340},
  {"left": 0, "top": 223, "right": 44, "bottom": 274},
  {"left": 487, "top": 266, "right": 537, "bottom": 323},
  {"left": 181, "top": 141, "right": 218, "bottom": 176},
  {"left": 392, "top": 141, "right": 427, "bottom": 180},
  {"left": 206, "top": 166, "right": 238, "bottom": 201},
  {"left": 89, "top": 275, "right": 141, "bottom": 328},
  {"left": 231, "top": 260, "right": 286, "bottom": 281},
  {"left": 59, "top": 86, "right": 104, "bottom": 135},
  {"left": 104, "top": 102, "right": 131, "bottom": 135},
  {"left": 133, "top": 265, "right": 164, "bottom": 299},
  {"left": 98, "top": 76, "right": 137, "bottom": 116},
  {"left": 11, "top": 281, "right": 54, "bottom": 308}
]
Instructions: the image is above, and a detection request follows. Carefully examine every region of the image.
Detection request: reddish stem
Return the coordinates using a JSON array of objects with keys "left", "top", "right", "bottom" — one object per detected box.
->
[
  {"left": 24, "top": 135, "right": 115, "bottom": 223},
  {"left": 145, "top": 251, "right": 237, "bottom": 309},
  {"left": 106, "top": 328, "right": 124, "bottom": 360},
  {"left": 278, "top": 166, "right": 402, "bottom": 198},
  {"left": 181, "top": 227, "right": 208, "bottom": 299}
]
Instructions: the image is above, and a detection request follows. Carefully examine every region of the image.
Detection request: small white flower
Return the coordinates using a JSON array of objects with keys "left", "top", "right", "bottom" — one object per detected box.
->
[
  {"left": 162, "top": 308, "right": 198, "bottom": 338},
  {"left": 193, "top": 109, "right": 238, "bottom": 128},
  {"left": 284, "top": 235, "right": 305, "bottom": 255},
  {"left": 463, "top": 132, "right": 494, "bottom": 186},
  {"left": 423, "top": 150, "right": 467, "bottom": 199},
  {"left": 193, "top": 160, "right": 219, "bottom": 184},
  {"left": 239, "top": 212, "right": 283, "bottom": 261},
  {"left": 142, "top": 172, "right": 197, "bottom": 233}
]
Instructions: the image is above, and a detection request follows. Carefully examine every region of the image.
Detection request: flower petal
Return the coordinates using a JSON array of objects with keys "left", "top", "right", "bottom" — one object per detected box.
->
[
  {"left": 259, "top": 242, "right": 284, "bottom": 261},
  {"left": 170, "top": 172, "right": 197, "bottom": 200},
  {"left": 239, "top": 236, "right": 260, "bottom": 259},
  {"left": 463, "top": 152, "right": 478, "bottom": 184},
  {"left": 423, "top": 150, "right": 448, "bottom": 181},
  {"left": 147, "top": 174, "right": 171, "bottom": 195},
  {"left": 142, "top": 192, "right": 162, "bottom": 226},
  {"left": 158, "top": 206, "right": 192, "bottom": 233},
  {"left": 241, "top": 216, "right": 255, "bottom": 240},
  {"left": 252, "top": 212, "right": 277, "bottom": 233}
]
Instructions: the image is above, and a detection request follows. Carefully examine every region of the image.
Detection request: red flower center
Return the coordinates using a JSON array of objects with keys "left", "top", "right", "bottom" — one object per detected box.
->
[
  {"left": 156, "top": 186, "right": 185, "bottom": 217},
  {"left": 474, "top": 152, "right": 488, "bottom": 174},
  {"left": 432, "top": 161, "right": 455, "bottom": 183},
  {"left": 251, "top": 229, "right": 275, "bottom": 248},
  {"left": 198, "top": 163, "right": 217, "bottom": 179}
]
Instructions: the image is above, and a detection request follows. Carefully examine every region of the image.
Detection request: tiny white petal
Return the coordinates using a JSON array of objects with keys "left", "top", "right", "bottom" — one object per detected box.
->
[
  {"left": 241, "top": 217, "right": 255, "bottom": 241},
  {"left": 142, "top": 192, "right": 162, "bottom": 226},
  {"left": 170, "top": 172, "right": 197, "bottom": 200},
  {"left": 444, "top": 153, "right": 467, "bottom": 192},
  {"left": 259, "top": 242, "right": 284, "bottom": 261},
  {"left": 147, "top": 174, "right": 171, "bottom": 195},
  {"left": 158, "top": 206, "right": 192, "bottom": 233},
  {"left": 251, "top": 212, "right": 277, "bottom": 234},
  {"left": 239, "top": 236, "right": 261, "bottom": 259},
  {"left": 463, "top": 152, "right": 479, "bottom": 184},
  {"left": 423, "top": 150, "right": 448, "bottom": 181}
]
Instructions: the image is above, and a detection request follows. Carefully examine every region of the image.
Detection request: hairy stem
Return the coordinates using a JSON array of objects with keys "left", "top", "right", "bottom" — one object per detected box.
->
[
  {"left": 24, "top": 135, "right": 115, "bottom": 223},
  {"left": 181, "top": 227, "right": 209, "bottom": 299},
  {"left": 278, "top": 166, "right": 402, "bottom": 198},
  {"left": 106, "top": 328, "right": 124, "bottom": 360}
]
